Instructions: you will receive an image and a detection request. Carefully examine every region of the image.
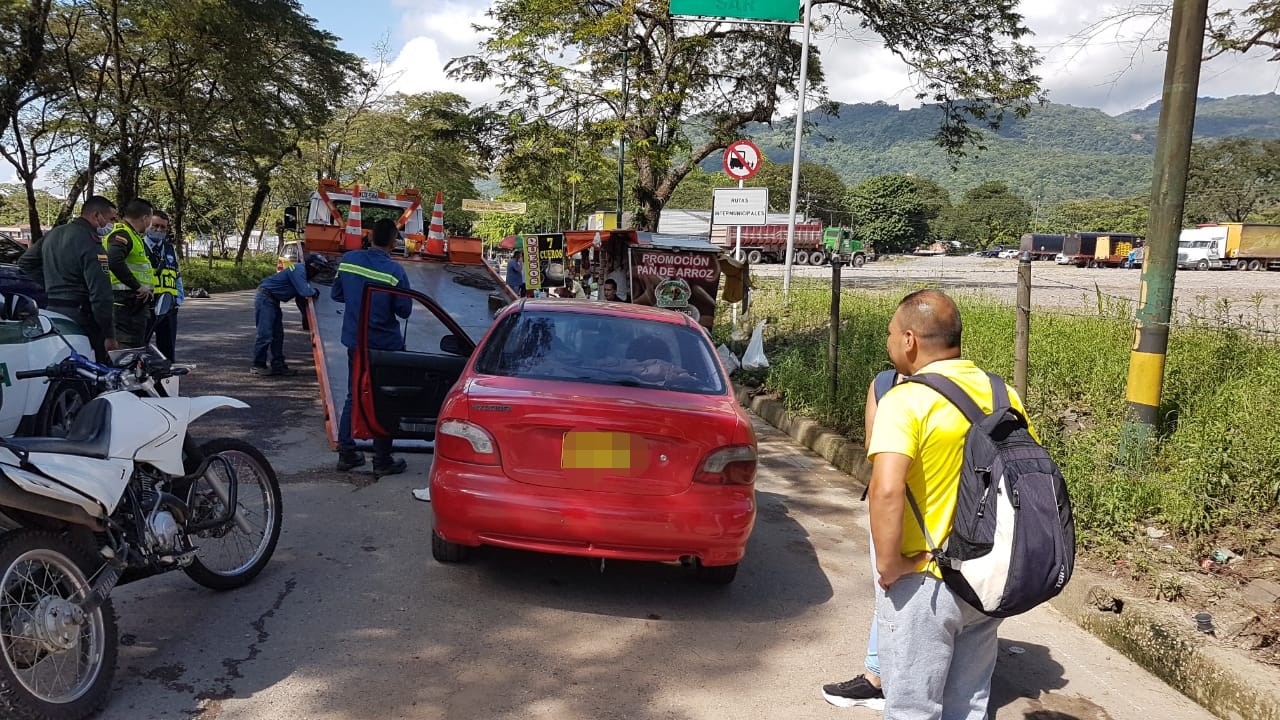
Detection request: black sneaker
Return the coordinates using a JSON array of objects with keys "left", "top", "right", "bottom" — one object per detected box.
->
[
  {"left": 372, "top": 457, "right": 407, "bottom": 478},
  {"left": 336, "top": 451, "right": 365, "bottom": 471},
  {"left": 250, "top": 364, "right": 269, "bottom": 374},
  {"left": 821, "top": 675, "right": 885, "bottom": 710},
  {"left": 264, "top": 366, "right": 297, "bottom": 377}
]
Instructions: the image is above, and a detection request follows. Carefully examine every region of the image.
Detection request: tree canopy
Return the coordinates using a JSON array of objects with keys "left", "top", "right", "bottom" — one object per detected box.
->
[{"left": 451, "top": 0, "right": 1042, "bottom": 230}]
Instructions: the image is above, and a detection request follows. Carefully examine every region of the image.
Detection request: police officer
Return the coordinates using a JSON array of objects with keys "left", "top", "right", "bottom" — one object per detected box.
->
[
  {"left": 17, "top": 195, "right": 121, "bottom": 362},
  {"left": 104, "top": 198, "right": 156, "bottom": 348},
  {"left": 145, "top": 209, "right": 182, "bottom": 359}
]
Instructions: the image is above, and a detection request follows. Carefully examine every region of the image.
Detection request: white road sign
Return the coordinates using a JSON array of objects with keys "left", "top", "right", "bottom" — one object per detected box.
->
[{"left": 711, "top": 187, "right": 769, "bottom": 226}]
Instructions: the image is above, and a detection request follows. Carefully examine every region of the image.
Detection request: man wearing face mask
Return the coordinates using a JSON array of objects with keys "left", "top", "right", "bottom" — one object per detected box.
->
[
  {"left": 18, "top": 195, "right": 121, "bottom": 363},
  {"left": 144, "top": 209, "right": 182, "bottom": 359},
  {"left": 104, "top": 198, "right": 156, "bottom": 348}
]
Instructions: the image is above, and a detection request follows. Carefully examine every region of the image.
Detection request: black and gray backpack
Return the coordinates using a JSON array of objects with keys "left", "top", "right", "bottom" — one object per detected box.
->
[{"left": 903, "top": 372, "right": 1075, "bottom": 618}]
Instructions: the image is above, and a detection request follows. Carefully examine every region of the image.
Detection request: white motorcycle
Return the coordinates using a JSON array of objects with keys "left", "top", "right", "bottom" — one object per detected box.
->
[{"left": 0, "top": 308, "right": 282, "bottom": 719}]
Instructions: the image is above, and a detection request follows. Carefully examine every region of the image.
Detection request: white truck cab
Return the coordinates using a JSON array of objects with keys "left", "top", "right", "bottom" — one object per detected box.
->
[{"left": 1177, "top": 226, "right": 1230, "bottom": 270}]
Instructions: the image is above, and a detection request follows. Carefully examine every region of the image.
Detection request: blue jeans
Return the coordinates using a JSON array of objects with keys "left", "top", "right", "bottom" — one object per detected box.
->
[
  {"left": 866, "top": 539, "right": 880, "bottom": 676},
  {"left": 253, "top": 291, "right": 285, "bottom": 370},
  {"left": 337, "top": 348, "right": 393, "bottom": 461}
]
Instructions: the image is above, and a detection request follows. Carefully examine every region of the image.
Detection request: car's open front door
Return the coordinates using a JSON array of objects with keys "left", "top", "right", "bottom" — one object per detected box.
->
[{"left": 352, "top": 284, "right": 475, "bottom": 441}]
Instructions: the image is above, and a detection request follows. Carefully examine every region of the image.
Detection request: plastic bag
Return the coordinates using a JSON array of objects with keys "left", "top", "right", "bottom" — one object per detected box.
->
[
  {"left": 717, "top": 344, "right": 741, "bottom": 375},
  {"left": 742, "top": 320, "right": 769, "bottom": 371}
]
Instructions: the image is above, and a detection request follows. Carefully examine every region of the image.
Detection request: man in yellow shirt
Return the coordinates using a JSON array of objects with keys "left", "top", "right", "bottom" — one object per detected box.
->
[{"left": 867, "top": 289, "right": 1034, "bottom": 720}]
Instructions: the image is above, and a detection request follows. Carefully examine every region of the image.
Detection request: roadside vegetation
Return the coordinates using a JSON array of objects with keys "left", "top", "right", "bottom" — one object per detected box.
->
[
  {"left": 179, "top": 255, "right": 278, "bottom": 294},
  {"left": 731, "top": 280, "right": 1280, "bottom": 561}
]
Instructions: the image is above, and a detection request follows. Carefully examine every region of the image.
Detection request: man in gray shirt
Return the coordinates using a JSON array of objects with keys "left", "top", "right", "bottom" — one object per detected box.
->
[{"left": 18, "top": 195, "right": 121, "bottom": 362}]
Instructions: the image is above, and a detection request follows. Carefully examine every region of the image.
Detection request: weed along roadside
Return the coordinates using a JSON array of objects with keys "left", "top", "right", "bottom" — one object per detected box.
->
[{"left": 725, "top": 278, "right": 1280, "bottom": 720}]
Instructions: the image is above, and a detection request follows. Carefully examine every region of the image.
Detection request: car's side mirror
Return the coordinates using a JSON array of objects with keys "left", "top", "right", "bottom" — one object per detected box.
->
[
  {"left": 21, "top": 314, "right": 53, "bottom": 339},
  {"left": 440, "top": 334, "right": 466, "bottom": 356},
  {"left": 3, "top": 293, "right": 38, "bottom": 322}
]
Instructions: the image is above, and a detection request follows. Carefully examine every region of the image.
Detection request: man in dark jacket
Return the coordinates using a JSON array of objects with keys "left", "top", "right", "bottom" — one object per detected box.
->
[
  {"left": 253, "top": 253, "right": 321, "bottom": 376},
  {"left": 144, "top": 210, "right": 182, "bottom": 359},
  {"left": 331, "top": 218, "right": 411, "bottom": 477},
  {"left": 18, "top": 195, "right": 120, "bottom": 362}
]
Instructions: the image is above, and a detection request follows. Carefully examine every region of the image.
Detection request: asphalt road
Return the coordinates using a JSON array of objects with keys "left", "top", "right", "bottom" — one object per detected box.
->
[{"left": 94, "top": 290, "right": 1211, "bottom": 720}]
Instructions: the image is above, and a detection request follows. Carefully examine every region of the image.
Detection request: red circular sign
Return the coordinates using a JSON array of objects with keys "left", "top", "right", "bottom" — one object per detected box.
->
[{"left": 723, "top": 140, "right": 761, "bottom": 180}]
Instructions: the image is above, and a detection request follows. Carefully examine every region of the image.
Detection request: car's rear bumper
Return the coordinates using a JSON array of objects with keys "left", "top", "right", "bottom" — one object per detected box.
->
[{"left": 430, "top": 458, "right": 756, "bottom": 566}]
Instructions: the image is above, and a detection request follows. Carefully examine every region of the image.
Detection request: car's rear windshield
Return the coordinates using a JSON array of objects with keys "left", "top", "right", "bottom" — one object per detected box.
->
[{"left": 475, "top": 310, "right": 727, "bottom": 396}]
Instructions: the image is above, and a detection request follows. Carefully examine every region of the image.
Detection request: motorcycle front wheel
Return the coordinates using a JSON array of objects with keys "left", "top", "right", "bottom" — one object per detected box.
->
[
  {"left": 183, "top": 438, "right": 283, "bottom": 591},
  {"left": 0, "top": 530, "right": 117, "bottom": 720}
]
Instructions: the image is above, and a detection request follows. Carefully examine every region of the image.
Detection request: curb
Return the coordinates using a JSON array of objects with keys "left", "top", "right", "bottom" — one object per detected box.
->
[{"left": 734, "top": 386, "right": 1280, "bottom": 720}]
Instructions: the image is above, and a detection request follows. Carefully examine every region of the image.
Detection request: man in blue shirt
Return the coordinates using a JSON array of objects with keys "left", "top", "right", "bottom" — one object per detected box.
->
[
  {"left": 332, "top": 218, "right": 412, "bottom": 477},
  {"left": 253, "top": 253, "right": 321, "bottom": 376}
]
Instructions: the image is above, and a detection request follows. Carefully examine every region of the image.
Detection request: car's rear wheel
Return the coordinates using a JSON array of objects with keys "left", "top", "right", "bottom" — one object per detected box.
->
[
  {"left": 431, "top": 530, "right": 467, "bottom": 563},
  {"left": 697, "top": 562, "right": 739, "bottom": 585}
]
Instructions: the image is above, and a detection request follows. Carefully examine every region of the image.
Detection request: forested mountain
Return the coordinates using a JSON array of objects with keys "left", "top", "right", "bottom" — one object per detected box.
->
[{"left": 744, "top": 94, "right": 1280, "bottom": 202}]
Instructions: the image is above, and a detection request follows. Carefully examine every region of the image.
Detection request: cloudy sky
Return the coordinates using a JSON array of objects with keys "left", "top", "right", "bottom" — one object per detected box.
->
[
  {"left": 309, "top": 0, "right": 1280, "bottom": 114},
  {"left": 5, "top": 0, "right": 1279, "bottom": 188}
]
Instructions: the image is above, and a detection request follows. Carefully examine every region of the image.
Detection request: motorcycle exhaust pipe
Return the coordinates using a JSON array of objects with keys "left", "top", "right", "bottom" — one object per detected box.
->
[{"left": 0, "top": 474, "right": 105, "bottom": 531}]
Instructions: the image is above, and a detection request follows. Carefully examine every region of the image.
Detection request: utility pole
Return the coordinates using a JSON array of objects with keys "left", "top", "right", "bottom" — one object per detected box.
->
[
  {"left": 782, "top": 0, "right": 812, "bottom": 297},
  {"left": 616, "top": 47, "right": 628, "bottom": 230},
  {"left": 1120, "top": 0, "right": 1209, "bottom": 461}
]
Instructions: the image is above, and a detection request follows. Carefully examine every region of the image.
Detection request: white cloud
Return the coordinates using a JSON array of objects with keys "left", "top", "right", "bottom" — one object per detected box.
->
[{"left": 378, "top": 0, "right": 1280, "bottom": 114}]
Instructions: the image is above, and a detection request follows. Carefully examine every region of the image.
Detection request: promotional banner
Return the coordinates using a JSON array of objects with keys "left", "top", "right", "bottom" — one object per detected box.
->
[
  {"left": 521, "top": 233, "right": 567, "bottom": 291},
  {"left": 627, "top": 247, "right": 721, "bottom": 330}
]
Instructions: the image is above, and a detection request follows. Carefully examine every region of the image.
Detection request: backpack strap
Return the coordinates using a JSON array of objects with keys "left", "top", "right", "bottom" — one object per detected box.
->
[
  {"left": 987, "top": 372, "right": 1011, "bottom": 413},
  {"left": 872, "top": 369, "right": 899, "bottom": 402},
  {"left": 904, "top": 373, "right": 986, "bottom": 425},
  {"left": 904, "top": 486, "right": 945, "bottom": 560}
]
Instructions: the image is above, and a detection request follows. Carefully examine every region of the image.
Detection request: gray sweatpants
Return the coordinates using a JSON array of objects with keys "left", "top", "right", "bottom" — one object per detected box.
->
[{"left": 876, "top": 573, "right": 1002, "bottom": 720}]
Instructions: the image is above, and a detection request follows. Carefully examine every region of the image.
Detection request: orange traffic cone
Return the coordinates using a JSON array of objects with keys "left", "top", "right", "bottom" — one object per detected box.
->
[
  {"left": 426, "top": 191, "right": 447, "bottom": 256},
  {"left": 344, "top": 184, "right": 363, "bottom": 251}
]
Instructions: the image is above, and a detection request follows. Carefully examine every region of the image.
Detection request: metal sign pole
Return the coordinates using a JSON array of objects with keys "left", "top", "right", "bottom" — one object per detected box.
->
[
  {"left": 733, "top": 178, "right": 744, "bottom": 327},
  {"left": 782, "top": 0, "right": 811, "bottom": 297}
]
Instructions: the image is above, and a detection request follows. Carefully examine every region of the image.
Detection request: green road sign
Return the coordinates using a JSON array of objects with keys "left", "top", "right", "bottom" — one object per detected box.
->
[{"left": 669, "top": 0, "right": 799, "bottom": 22}]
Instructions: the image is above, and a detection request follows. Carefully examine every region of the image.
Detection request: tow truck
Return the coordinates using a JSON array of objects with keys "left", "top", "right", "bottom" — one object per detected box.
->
[{"left": 299, "top": 180, "right": 516, "bottom": 450}]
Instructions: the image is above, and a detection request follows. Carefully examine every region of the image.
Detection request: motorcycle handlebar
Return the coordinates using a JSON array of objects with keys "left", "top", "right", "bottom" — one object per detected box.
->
[{"left": 14, "top": 368, "right": 49, "bottom": 380}]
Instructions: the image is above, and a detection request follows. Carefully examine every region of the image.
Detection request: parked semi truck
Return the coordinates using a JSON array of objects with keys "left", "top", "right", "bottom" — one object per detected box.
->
[
  {"left": 1019, "top": 233, "right": 1065, "bottom": 260},
  {"left": 1062, "top": 232, "right": 1141, "bottom": 268},
  {"left": 809, "top": 227, "right": 875, "bottom": 267},
  {"left": 715, "top": 222, "right": 823, "bottom": 264},
  {"left": 1177, "top": 223, "right": 1280, "bottom": 270}
]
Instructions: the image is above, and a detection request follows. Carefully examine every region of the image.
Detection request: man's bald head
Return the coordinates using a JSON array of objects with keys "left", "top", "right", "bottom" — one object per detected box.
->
[{"left": 895, "top": 290, "right": 962, "bottom": 351}]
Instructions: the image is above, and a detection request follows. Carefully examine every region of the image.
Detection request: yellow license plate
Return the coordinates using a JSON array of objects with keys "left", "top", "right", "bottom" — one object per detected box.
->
[{"left": 562, "top": 432, "right": 633, "bottom": 470}]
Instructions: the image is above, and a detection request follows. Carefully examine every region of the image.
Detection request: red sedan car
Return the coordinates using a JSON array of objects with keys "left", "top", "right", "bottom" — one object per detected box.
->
[{"left": 428, "top": 299, "right": 758, "bottom": 583}]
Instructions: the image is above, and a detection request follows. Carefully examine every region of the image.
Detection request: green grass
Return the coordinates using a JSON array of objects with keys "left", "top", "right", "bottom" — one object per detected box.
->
[
  {"left": 732, "top": 278, "right": 1280, "bottom": 552},
  {"left": 180, "top": 254, "right": 280, "bottom": 294}
]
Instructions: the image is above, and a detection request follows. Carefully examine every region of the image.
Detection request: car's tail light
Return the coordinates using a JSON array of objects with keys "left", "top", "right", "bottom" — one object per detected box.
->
[
  {"left": 695, "top": 445, "right": 757, "bottom": 486},
  {"left": 438, "top": 419, "right": 500, "bottom": 466}
]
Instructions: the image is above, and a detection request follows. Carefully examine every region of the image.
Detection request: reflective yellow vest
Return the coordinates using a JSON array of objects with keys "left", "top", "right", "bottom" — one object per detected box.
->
[
  {"left": 147, "top": 241, "right": 179, "bottom": 296},
  {"left": 104, "top": 223, "right": 156, "bottom": 291}
]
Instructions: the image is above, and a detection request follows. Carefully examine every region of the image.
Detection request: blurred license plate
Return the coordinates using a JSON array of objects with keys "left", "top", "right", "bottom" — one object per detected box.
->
[{"left": 562, "top": 432, "right": 632, "bottom": 470}]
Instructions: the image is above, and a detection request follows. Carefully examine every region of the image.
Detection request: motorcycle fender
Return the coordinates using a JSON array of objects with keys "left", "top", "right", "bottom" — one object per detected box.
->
[
  {"left": 130, "top": 396, "right": 248, "bottom": 476},
  {"left": 2, "top": 461, "right": 119, "bottom": 517}
]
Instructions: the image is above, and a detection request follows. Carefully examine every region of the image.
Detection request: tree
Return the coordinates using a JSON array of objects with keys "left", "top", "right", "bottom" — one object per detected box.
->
[
  {"left": 846, "top": 174, "right": 929, "bottom": 253},
  {"left": 0, "top": 0, "right": 53, "bottom": 137},
  {"left": 1046, "top": 196, "right": 1149, "bottom": 236},
  {"left": 909, "top": 176, "right": 951, "bottom": 239},
  {"left": 754, "top": 160, "right": 848, "bottom": 226},
  {"left": 1185, "top": 138, "right": 1280, "bottom": 224},
  {"left": 451, "top": 0, "right": 1042, "bottom": 231},
  {"left": 935, "top": 181, "right": 1031, "bottom": 249}
]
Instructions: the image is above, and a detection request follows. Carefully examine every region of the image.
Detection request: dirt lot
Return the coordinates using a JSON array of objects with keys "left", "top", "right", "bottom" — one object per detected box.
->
[{"left": 755, "top": 255, "right": 1280, "bottom": 328}]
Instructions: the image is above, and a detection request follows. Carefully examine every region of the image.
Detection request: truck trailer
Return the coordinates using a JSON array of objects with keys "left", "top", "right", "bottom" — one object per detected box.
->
[
  {"left": 1062, "top": 232, "right": 1140, "bottom": 268},
  {"left": 1019, "top": 233, "right": 1065, "bottom": 260},
  {"left": 1176, "top": 223, "right": 1280, "bottom": 270},
  {"left": 713, "top": 223, "right": 823, "bottom": 265}
]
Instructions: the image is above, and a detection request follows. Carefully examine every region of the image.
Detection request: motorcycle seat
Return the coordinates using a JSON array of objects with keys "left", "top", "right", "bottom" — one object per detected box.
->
[{"left": 9, "top": 397, "right": 112, "bottom": 459}]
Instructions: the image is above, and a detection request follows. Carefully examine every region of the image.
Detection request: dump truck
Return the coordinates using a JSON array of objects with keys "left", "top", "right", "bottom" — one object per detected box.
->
[
  {"left": 1062, "top": 232, "right": 1140, "bottom": 268},
  {"left": 808, "top": 227, "right": 875, "bottom": 267},
  {"left": 1019, "top": 233, "right": 1065, "bottom": 261},
  {"left": 712, "top": 222, "right": 823, "bottom": 265}
]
